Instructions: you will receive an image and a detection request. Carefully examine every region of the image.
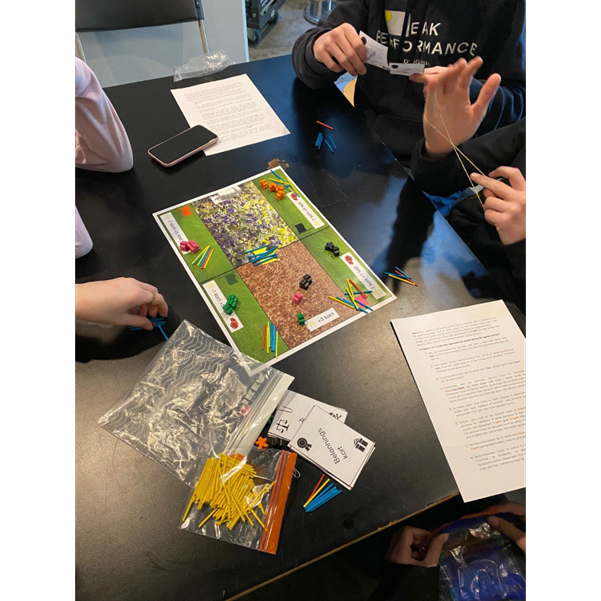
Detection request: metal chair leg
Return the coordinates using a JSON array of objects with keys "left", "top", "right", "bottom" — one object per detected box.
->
[
  {"left": 198, "top": 19, "right": 209, "bottom": 54},
  {"left": 303, "top": 1, "right": 336, "bottom": 25},
  {"left": 76, "top": 32, "right": 87, "bottom": 63}
]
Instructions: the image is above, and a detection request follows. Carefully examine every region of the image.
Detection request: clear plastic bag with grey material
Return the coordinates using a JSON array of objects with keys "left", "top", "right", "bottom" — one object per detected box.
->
[
  {"left": 174, "top": 50, "right": 235, "bottom": 82},
  {"left": 98, "top": 319, "right": 294, "bottom": 486}
]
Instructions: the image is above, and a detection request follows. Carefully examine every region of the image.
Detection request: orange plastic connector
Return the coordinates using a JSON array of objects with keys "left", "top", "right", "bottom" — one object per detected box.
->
[
  {"left": 269, "top": 182, "right": 277, "bottom": 192},
  {"left": 255, "top": 436, "right": 269, "bottom": 450},
  {"left": 260, "top": 179, "right": 268, "bottom": 189},
  {"left": 275, "top": 191, "right": 284, "bottom": 200}
]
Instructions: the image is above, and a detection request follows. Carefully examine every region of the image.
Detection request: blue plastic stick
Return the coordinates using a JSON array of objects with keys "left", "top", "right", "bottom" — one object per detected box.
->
[
  {"left": 270, "top": 169, "right": 286, "bottom": 182},
  {"left": 308, "top": 483, "right": 335, "bottom": 506},
  {"left": 306, "top": 488, "right": 340, "bottom": 512},
  {"left": 336, "top": 296, "right": 367, "bottom": 313},
  {"left": 157, "top": 324, "right": 169, "bottom": 341},
  {"left": 307, "top": 487, "right": 340, "bottom": 511},
  {"left": 315, "top": 132, "right": 323, "bottom": 147},
  {"left": 355, "top": 299, "right": 373, "bottom": 312},
  {"left": 250, "top": 251, "right": 276, "bottom": 262},
  {"left": 307, "top": 489, "right": 342, "bottom": 512},
  {"left": 244, "top": 244, "right": 268, "bottom": 254},
  {"left": 256, "top": 255, "right": 278, "bottom": 263},
  {"left": 324, "top": 138, "right": 334, "bottom": 153},
  {"left": 328, "top": 135, "right": 337, "bottom": 149},
  {"left": 305, "top": 487, "right": 337, "bottom": 512},
  {"left": 394, "top": 266, "right": 414, "bottom": 281}
]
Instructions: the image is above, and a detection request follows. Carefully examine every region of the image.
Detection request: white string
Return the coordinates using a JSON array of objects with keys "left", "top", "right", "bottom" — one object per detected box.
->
[{"left": 423, "top": 112, "right": 486, "bottom": 209}]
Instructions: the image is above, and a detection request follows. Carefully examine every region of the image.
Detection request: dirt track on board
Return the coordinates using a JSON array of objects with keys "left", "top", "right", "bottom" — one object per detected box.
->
[{"left": 236, "top": 241, "right": 357, "bottom": 349}]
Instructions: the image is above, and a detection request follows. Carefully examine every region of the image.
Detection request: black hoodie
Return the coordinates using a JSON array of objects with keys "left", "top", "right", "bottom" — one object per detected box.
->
[{"left": 292, "top": 0, "right": 525, "bottom": 162}]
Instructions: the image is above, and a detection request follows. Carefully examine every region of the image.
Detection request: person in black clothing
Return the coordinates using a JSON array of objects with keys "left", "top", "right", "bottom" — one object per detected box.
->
[
  {"left": 370, "top": 503, "right": 526, "bottom": 600},
  {"left": 291, "top": 0, "right": 525, "bottom": 163},
  {"left": 410, "top": 57, "right": 526, "bottom": 312}
]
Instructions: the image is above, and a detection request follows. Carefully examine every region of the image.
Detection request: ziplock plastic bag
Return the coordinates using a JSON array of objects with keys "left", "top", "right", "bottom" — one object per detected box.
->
[
  {"left": 174, "top": 50, "right": 235, "bottom": 82},
  {"left": 99, "top": 320, "right": 293, "bottom": 486},
  {"left": 435, "top": 512, "right": 526, "bottom": 601},
  {"left": 181, "top": 447, "right": 296, "bottom": 554}
]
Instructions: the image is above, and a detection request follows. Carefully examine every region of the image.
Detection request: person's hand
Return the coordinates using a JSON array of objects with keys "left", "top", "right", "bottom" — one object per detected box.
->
[
  {"left": 487, "top": 502, "right": 526, "bottom": 553},
  {"left": 75, "top": 278, "right": 168, "bottom": 330},
  {"left": 411, "top": 65, "right": 449, "bottom": 83},
  {"left": 386, "top": 526, "right": 449, "bottom": 567},
  {"left": 313, "top": 23, "right": 367, "bottom": 76},
  {"left": 471, "top": 167, "right": 526, "bottom": 245},
  {"left": 413, "top": 57, "right": 501, "bottom": 157}
]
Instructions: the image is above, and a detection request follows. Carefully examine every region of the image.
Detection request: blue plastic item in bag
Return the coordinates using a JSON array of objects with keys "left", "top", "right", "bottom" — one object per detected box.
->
[{"left": 437, "top": 513, "right": 526, "bottom": 601}]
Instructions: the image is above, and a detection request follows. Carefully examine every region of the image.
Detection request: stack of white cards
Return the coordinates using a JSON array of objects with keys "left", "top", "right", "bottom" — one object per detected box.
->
[
  {"left": 288, "top": 406, "right": 375, "bottom": 490},
  {"left": 268, "top": 391, "right": 348, "bottom": 442}
]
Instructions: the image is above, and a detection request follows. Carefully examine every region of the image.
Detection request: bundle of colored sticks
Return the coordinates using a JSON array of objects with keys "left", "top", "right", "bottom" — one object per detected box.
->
[
  {"left": 385, "top": 267, "right": 418, "bottom": 286},
  {"left": 192, "top": 245, "right": 214, "bottom": 269},
  {"left": 183, "top": 453, "right": 273, "bottom": 531},
  {"left": 129, "top": 316, "right": 169, "bottom": 340},
  {"left": 329, "top": 279, "right": 373, "bottom": 314},
  {"left": 262, "top": 321, "right": 280, "bottom": 358},
  {"left": 303, "top": 476, "right": 342, "bottom": 513},
  {"left": 315, "top": 120, "right": 337, "bottom": 154},
  {"left": 269, "top": 169, "right": 293, "bottom": 193},
  {"left": 245, "top": 244, "right": 280, "bottom": 266}
]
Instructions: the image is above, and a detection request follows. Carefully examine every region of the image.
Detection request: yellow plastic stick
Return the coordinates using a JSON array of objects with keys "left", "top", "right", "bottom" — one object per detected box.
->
[
  {"left": 303, "top": 478, "right": 330, "bottom": 508},
  {"left": 197, "top": 509, "right": 215, "bottom": 529}
]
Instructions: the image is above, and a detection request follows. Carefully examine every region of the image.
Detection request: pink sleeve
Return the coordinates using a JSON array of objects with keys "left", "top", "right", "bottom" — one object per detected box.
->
[{"left": 75, "top": 58, "right": 134, "bottom": 173}]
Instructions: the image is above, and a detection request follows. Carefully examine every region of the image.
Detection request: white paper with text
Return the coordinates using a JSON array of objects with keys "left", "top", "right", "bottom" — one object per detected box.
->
[
  {"left": 391, "top": 301, "right": 525, "bottom": 502},
  {"left": 171, "top": 74, "right": 289, "bottom": 156}
]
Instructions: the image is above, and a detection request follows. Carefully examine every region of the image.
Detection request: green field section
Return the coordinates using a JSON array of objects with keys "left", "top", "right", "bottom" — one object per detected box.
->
[
  {"left": 162, "top": 205, "right": 234, "bottom": 284},
  {"left": 301, "top": 227, "right": 393, "bottom": 306},
  {"left": 250, "top": 171, "right": 327, "bottom": 241},
  {"left": 204, "top": 271, "right": 290, "bottom": 363}
]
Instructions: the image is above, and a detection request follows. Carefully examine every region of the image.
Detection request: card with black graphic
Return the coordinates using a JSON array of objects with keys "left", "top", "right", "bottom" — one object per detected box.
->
[
  {"left": 268, "top": 391, "right": 348, "bottom": 442},
  {"left": 288, "top": 406, "right": 375, "bottom": 490}
]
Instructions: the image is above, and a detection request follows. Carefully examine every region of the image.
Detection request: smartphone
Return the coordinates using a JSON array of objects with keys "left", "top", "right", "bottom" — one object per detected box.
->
[{"left": 148, "top": 125, "right": 218, "bottom": 167}]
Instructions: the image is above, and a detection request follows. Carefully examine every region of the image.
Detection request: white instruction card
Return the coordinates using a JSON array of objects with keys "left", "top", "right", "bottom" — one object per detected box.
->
[
  {"left": 268, "top": 391, "right": 347, "bottom": 442},
  {"left": 360, "top": 31, "right": 390, "bottom": 70},
  {"left": 391, "top": 301, "right": 525, "bottom": 502},
  {"left": 288, "top": 406, "right": 375, "bottom": 490}
]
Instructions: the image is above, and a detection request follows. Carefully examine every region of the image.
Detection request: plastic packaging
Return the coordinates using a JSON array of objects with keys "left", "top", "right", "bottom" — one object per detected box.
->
[
  {"left": 98, "top": 320, "right": 293, "bottom": 486},
  {"left": 181, "top": 447, "right": 296, "bottom": 554},
  {"left": 174, "top": 51, "right": 235, "bottom": 82},
  {"left": 436, "top": 512, "right": 526, "bottom": 601}
]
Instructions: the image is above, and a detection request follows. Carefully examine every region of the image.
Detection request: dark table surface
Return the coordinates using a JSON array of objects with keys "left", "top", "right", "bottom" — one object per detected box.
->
[{"left": 75, "top": 55, "right": 522, "bottom": 601}]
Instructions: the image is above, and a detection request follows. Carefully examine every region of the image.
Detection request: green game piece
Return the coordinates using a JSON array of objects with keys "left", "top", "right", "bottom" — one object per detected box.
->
[
  {"left": 297, "top": 314, "right": 305, "bottom": 326},
  {"left": 223, "top": 294, "right": 239, "bottom": 315}
]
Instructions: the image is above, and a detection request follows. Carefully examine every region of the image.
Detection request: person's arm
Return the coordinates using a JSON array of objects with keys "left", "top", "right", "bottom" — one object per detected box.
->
[
  {"left": 75, "top": 58, "right": 133, "bottom": 172},
  {"left": 487, "top": 502, "right": 526, "bottom": 553},
  {"left": 411, "top": 2, "right": 525, "bottom": 135},
  {"left": 412, "top": 120, "right": 525, "bottom": 198},
  {"left": 409, "top": 57, "right": 522, "bottom": 197},
  {"left": 75, "top": 278, "right": 168, "bottom": 329},
  {"left": 369, "top": 526, "right": 448, "bottom": 601},
  {"left": 471, "top": 0, "right": 526, "bottom": 133},
  {"left": 291, "top": 0, "right": 369, "bottom": 89}
]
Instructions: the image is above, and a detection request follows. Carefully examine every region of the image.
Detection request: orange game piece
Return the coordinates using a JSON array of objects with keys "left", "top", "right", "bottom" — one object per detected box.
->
[
  {"left": 260, "top": 179, "right": 268, "bottom": 189},
  {"left": 275, "top": 191, "right": 284, "bottom": 200},
  {"left": 181, "top": 206, "right": 192, "bottom": 217},
  {"left": 255, "top": 436, "right": 269, "bottom": 450},
  {"left": 269, "top": 182, "right": 277, "bottom": 192},
  {"left": 276, "top": 185, "right": 284, "bottom": 193}
]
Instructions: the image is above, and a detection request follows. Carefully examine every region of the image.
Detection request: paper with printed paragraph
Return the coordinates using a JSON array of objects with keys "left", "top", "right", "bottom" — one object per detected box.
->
[{"left": 392, "top": 301, "right": 525, "bottom": 502}]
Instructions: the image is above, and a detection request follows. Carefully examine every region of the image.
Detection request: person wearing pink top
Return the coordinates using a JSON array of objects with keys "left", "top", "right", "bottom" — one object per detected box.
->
[
  {"left": 75, "top": 56, "right": 133, "bottom": 259},
  {"left": 75, "top": 58, "right": 168, "bottom": 329}
]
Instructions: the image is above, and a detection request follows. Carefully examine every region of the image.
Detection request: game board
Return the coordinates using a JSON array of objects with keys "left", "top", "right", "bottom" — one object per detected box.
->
[{"left": 154, "top": 167, "right": 395, "bottom": 365}]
